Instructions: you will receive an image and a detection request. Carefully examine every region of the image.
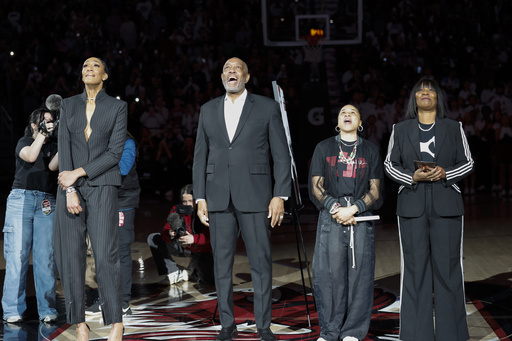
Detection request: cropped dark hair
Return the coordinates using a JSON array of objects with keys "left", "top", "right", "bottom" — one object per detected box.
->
[{"left": 405, "top": 77, "right": 448, "bottom": 119}]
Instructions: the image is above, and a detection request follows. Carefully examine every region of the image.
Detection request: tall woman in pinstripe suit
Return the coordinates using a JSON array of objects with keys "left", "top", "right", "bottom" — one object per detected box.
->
[
  {"left": 54, "top": 57, "right": 126, "bottom": 341},
  {"left": 384, "top": 78, "right": 473, "bottom": 341}
]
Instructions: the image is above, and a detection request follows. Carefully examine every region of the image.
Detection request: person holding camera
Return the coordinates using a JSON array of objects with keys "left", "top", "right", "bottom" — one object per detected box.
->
[
  {"left": 2, "top": 106, "right": 59, "bottom": 324},
  {"left": 147, "top": 184, "right": 214, "bottom": 285}
]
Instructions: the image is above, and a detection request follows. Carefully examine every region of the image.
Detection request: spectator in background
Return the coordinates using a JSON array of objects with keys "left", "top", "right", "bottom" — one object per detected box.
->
[
  {"left": 147, "top": 184, "right": 214, "bottom": 285},
  {"left": 491, "top": 84, "right": 512, "bottom": 115},
  {"left": 140, "top": 106, "right": 166, "bottom": 137},
  {"left": 120, "top": 14, "right": 138, "bottom": 50}
]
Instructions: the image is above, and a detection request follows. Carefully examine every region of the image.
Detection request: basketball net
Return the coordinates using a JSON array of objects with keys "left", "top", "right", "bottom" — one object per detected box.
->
[{"left": 301, "top": 34, "right": 324, "bottom": 63}]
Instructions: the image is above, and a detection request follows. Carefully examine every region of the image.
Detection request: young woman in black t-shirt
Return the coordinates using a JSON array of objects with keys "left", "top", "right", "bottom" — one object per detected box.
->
[
  {"left": 309, "top": 105, "right": 384, "bottom": 341},
  {"left": 2, "top": 108, "right": 59, "bottom": 324}
]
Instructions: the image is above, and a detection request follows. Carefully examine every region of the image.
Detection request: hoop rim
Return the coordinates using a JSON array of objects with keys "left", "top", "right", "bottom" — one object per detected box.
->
[{"left": 299, "top": 34, "right": 325, "bottom": 46}]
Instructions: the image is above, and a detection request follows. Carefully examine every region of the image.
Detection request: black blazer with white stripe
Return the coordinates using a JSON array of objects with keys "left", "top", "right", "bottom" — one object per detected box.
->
[
  {"left": 384, "top": 118, "right": 474, "bottom": 217},
  {"left": 58, "top": 89, "right": 128, "bottom": 187}
]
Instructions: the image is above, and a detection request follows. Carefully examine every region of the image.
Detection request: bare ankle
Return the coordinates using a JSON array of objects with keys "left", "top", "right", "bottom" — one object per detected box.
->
[
  {"left": 107, "top": 322, "right": 124, "bottom": 341},
  {"left": 76, "top": 323, "right": 90, "bottom": 341}
]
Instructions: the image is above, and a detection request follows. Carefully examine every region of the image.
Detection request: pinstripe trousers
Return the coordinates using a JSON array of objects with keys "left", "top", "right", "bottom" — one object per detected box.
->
[{"left": 54, "top": 182, "right": 123, "bottom": 325}]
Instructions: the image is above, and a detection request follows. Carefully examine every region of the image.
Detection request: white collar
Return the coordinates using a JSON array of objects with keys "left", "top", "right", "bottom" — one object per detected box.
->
[{"left": 224, "top": 89, "right": 248, "bottom": 103}]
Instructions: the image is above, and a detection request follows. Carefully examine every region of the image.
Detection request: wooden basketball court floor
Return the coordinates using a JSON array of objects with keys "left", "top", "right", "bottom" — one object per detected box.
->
[{"left": 0, "top": 192, "right": 511, "bottom": 340}]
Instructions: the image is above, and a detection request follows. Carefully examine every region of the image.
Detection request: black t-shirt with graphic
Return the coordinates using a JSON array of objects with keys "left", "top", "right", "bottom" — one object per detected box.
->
[
  {"left": 419, "top": 122, "right": 436, "bottom": 162},
  {"left": 336, "top": 141, "right": 359, "bottom": 198}
]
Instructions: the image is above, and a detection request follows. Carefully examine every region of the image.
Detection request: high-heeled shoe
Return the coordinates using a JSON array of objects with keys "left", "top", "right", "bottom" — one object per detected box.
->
[{"left": 76, "top": 323, "right": 90, "bottom": 341}]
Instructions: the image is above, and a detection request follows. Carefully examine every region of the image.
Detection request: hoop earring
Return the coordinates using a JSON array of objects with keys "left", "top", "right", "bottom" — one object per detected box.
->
[
  {"left": 335, "top": 126, "right": 340, "bottom": 132},
  {"left": 358, "top": 125, "right": 363, "bottom": 132}
]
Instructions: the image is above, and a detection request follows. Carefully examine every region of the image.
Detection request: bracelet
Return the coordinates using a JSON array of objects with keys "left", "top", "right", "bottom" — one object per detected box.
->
[{"left": 329, "top": 202, "right": 341, "bottom": 214}]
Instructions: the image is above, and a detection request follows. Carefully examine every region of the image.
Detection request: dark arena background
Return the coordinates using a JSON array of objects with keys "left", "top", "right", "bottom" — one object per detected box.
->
[{"left": 0, "top": 0, "right": 512, "bottom": 340}]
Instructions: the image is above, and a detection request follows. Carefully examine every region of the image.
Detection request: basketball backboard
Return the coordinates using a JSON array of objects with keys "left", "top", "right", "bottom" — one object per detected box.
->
[{"left": 262, "top": 0, "right": 363, "bottom": 47}]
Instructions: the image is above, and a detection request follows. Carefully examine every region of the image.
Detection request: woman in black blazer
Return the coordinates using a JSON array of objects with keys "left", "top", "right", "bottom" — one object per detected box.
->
[
  {"left": 385, "top": 78, "right": 473, "bottom": 341},
  {"left": 55, "top": 57, "right": 126, "bottom": 341}
]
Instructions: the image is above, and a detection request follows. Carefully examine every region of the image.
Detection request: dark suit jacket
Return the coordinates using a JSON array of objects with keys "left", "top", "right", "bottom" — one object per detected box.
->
[
  {"left": 58, "top": 89, "right": 128, "bottom": 187},
  {"left": 384, "top": 118, "right": 474, "bottom": 217},
  {"left": 193, "top": 91, "right": 291, "bottom": 212}
]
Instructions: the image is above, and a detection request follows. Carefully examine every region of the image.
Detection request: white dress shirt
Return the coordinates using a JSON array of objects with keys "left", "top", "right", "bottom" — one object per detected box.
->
[{"left": 224, "top": 89, "right": 248, "bottom": 142}]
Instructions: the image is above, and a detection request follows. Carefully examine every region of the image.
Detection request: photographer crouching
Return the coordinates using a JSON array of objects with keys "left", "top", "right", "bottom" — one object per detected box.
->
[{"left": 147, "top": 184, "right": 214, "bottom": 285}]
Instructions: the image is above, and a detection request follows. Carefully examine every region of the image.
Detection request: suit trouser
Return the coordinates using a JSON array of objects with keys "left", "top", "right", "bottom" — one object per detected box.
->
[
  {"left": 398, "top": 185, "right": 469, "bottom": 341},
  {"left": 54, "top": 183, "right": 123, "bottom": 325},
  {"left": 209, "top": 200, "right": 272, "bottom": 329}
]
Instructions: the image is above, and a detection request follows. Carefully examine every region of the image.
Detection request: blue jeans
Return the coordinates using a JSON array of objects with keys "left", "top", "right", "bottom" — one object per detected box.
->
[{"left": 2, "top": 189, "right": 58, "bottom": 320}]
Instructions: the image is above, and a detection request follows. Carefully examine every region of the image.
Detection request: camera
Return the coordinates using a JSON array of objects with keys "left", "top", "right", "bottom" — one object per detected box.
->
[
  {"left": 174, "top": 204, "right": 193, "bottom": 216},
  {"left": 38, "top": 113, "right": 59, "bottom": 138},
  {"left": 167, "top": 204, "right": 193, "bottom": 238},
  {"left": 39, "top": 94, "right": 62, "bottom": 139}
]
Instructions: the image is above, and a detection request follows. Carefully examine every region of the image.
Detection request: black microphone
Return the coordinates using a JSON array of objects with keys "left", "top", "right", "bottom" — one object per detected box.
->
[
  {"left": 43, "top": 94, "right": 62, "bottom": 138},
  {"left": 167, "top": 212, "right": 182, "bottom": 229},
  {"left": 45, "top": 94, "right": 62, "bottom": 111},
  {"left": 167, "top": 212, "right": 187, "bottom": 238}
]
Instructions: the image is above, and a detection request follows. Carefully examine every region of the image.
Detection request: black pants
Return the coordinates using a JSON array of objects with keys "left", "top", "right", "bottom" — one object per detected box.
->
[
  {"left": 398, "top": 186, "right": 469, "bottom": 341},
  {"left": 209, "top": 200, "right": 272, "bottom": 329},
  {"left": 119, "top": 209, "right": 135, "bottom": 304}
]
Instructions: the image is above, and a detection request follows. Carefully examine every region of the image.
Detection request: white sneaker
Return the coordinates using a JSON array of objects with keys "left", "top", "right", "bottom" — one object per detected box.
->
[
  {"left": 42, "top": 315, "right": 57, "bottom": 323},
  {"left": 317, "top": 338, "right": 327, "bottom": 341},
  {"left": 168, "top": 269, "right": 189, "bottom": 284},
  {"left": 343, "top": 337, "right": 358, "bottom": 341},
  {"left": 167, "top": 270, "right": 180, "bottom": 284},
  {"left": 6, "top": 315, "right": 22, "bottom": 323},
  {"left": 177, "top": 269, "right": 189, "bottom": 282}
]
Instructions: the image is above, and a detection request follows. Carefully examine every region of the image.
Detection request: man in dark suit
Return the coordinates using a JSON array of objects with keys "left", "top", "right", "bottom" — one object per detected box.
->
[{"left": 193, "top": 57, "right": 291, "bottom": 341}]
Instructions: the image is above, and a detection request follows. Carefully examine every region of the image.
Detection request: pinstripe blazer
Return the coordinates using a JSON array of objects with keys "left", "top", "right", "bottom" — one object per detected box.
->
[
  {"left": 384, "top": 118, "right": 474, "bottom": 217},
  {"left": 58, "top": 89, "right": 128, "bottom": 187},
  {"left": 193, "top": 91, "right": 291, "bottom": 212}
]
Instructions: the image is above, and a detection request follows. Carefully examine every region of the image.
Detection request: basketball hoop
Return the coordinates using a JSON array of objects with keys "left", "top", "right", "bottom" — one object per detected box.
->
[{"left": 301, "top": 34, "right": 324, "bottom": 63}]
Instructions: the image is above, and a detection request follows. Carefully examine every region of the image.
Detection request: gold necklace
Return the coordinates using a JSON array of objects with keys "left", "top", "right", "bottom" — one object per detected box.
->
[{"left": 338, "top": 141, "right": 357, "bottom": 164}]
